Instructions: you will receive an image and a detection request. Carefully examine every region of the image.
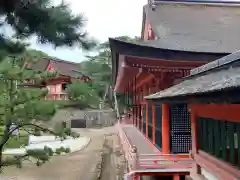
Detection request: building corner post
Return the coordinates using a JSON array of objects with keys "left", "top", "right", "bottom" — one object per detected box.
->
[{"left": 162, "top": 103, "right": 170, "bottom": 154}]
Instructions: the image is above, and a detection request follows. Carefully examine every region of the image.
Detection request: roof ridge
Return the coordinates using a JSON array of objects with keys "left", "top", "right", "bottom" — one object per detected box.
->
[{"left": 43, "top": 57, "right": 79, "bottom": 65}]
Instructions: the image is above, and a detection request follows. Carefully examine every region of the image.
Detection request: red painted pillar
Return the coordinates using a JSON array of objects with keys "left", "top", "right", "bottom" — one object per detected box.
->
[
  {"left": 190, "top": 105, "right": 198, "bottom": 154},
  {"left": 173, "top": 175, "right": 180, "bottom": 180},
  {"left": 190, "top": 104, "right": 202, "bottom": 176},
  {"left": 162, "top": 104, "right": 170, "bottom": 154}
]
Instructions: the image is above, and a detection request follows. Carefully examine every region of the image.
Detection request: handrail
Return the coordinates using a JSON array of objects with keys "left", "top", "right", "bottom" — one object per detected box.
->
[
  {"left": 116, "top": 122, "right": 134, "bottom": 171},
  {"left": 117, "top": 121, "right": 193, "bottom": 173}
]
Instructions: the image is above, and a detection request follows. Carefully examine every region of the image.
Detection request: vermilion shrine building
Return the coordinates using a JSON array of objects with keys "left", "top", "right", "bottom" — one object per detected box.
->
[
  {"left": 25, "top": 58, "right": 90, "bottom": 100},
  {"left": 112, "top": 0, "right": 240, "bottom": 180},
  {"left": 146, "top": 51, "right": 240, "bottom": 180}
]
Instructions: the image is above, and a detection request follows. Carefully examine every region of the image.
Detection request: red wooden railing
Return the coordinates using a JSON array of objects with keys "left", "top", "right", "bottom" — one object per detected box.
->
[{"left": 116, "top": 122, "right": 193, "bottom": 172}]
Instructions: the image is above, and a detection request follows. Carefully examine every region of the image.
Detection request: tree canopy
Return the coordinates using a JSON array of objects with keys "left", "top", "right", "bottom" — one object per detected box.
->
[
  {"left": 0, "top": 0, "right": 96, "bottom": 169},
  {"left": 81, "top": 36, "right": 140, "bottom": 108},
  {"left": 0, "top": 0, "right": 96, "bottom": 50}
]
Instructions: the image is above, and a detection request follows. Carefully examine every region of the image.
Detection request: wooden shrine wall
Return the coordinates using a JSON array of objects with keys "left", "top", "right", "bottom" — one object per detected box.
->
[{"left": 197, "top": 117, "right": 240, "bottom": 168}]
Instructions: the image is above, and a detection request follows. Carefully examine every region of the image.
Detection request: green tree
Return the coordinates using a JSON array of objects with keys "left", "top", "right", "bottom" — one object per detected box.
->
[
  {"left": 66, "top": 81, "right": 100, "bottom": 108},
  {"left": 0, "top": 0, "right": 95, "bottom": 169},
  {"left": 0, "top": 0, "right": 96, "bottom": 51},
  {"left": 0, "top": 54, "right": 58, "bottom": 168},
  {"left": 87, "top": 36, "right": 140, "bottom": 66},
  {"left": 83, "top": 36, "right": 140, "bottom": 106}
]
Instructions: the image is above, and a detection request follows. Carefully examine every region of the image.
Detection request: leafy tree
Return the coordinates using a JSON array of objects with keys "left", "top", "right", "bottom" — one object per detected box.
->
[
  {"left": 66, "top": 81, "right": 100, "bottom": 109},
  {"left": 86, "top": 36, "right": 141, "bottom": 65},
  {"left": 83, "top": 36, "right": 140, "bottom": 106}
]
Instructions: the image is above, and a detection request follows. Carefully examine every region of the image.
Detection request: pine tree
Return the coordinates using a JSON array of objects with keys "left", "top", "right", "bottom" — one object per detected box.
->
[
  {"left": 0, "top": 0, "right": 95, "bottom": 169},
  {"left": 0, "top": 46, "right": 59, "bottom": 169},
  {"left": 0, "top": 0, "right": 95, "bottom": 49}
]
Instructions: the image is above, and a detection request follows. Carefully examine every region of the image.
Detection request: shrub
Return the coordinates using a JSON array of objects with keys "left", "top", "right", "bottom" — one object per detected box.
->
[
  {"left": 55, "top": 148, "right": 62, "bottom": 155},
  {"left": 48, "top": 148, "right": 54, "bottom": 156},
  {"left": 44, "top": 146, "right": 53, "bottom": 156},
  {"left": 65, "top": 147, "right": 71, "bottom": 153},
  {"left": 71, "top": 131, "right": 80, "bottom": 138},
  {"left": 64, "top": 128, "right": 71, "bottom": 136},
  {"left": 59, "top": 146, "right": 65, "bottom": 152}
]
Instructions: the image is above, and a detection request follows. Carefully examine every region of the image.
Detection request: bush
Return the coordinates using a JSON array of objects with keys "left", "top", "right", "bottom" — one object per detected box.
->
[
  {"left": 59, "top": 146, "right": 65, "bottom": 152},
  {"left": 55, "top": 148, "right": 62, "bottom": 155},
  {"left": 55, "top": 147, "right": 71, "bottom": 155},
  {"left": 64, "top": 128, "right": 72, "bottom": 136},
  {"left": 48, "top": 148, "right": 54, "bottom": 156},
  {"left": 27, "top": 149, "right": 50, "bottom": 165},
  {"left": 71, "top": 131, "right": 80, "bottom": 138},
  {"left": 65, "top": 147, "right": 71, "bottom": 153},
  {"left": 44, "top": 146, "right": 53, "bottom": 156}
]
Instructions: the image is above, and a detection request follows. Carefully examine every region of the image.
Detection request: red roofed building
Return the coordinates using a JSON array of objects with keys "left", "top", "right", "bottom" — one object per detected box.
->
[{"left": 25, "top": 58, "right": 91, "bottom": 100}]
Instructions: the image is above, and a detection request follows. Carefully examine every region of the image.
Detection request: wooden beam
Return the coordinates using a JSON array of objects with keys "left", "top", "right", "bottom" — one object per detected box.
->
[
  {"left": 135, "top": 74, "right": 154, "bottom": 89},
  {"left": 192, "top": 104, "right": 240, "bottom": 122}
]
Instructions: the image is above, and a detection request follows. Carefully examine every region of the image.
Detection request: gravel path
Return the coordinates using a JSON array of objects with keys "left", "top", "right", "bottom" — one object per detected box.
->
[{"left": 0, "top": 127, "right": 117, "bottom": 180}]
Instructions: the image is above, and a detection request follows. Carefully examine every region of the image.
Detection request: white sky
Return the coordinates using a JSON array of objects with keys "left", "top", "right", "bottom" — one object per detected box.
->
[{"left": 30, "top": 0, "right": 147, "bottom": 62}]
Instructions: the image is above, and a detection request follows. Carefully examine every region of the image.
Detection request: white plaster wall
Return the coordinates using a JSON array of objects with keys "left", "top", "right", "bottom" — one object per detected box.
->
[{"left": 55, "top": 84, "right": 62, "bottom": 93}]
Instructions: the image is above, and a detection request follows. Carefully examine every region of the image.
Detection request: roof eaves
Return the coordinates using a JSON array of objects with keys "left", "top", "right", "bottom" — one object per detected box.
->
[{"left": 145, "top": 65, "right": 240, "bottom": 100}]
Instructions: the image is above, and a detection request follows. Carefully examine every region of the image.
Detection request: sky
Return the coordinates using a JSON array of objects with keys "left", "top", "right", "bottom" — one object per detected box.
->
[{"left": 30, "top": 0, "right": 147, "bottom": 62}]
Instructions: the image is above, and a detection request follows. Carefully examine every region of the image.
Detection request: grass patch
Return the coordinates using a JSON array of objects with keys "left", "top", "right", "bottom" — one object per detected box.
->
[{"left": 3, "top": 136, "right": 29, "bottom": 149}]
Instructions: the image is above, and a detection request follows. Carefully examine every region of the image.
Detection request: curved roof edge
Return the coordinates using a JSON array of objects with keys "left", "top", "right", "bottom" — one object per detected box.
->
[
  {"left": 109, "top": 38, "right": 228, "bottom": 61},
  {"left": 109, "top": 38, "right": 228, "bottom": 87}
]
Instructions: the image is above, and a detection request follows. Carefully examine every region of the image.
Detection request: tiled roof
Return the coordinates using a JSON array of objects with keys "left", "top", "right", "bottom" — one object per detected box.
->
[
  {"left": 144, "top": 3, "right": 240, "bottom": 53},
  {"left": 26, "top": 58, "right": 49, "bottom": 72},
  {"left": 27, "top": 58, "right": 88, "bottom": 79},
  {"left": 190, "top": 50, "right": 240, "bottom": 75},
  {"left": 145, "top": 65, "right": 240, "bottom": 100}
]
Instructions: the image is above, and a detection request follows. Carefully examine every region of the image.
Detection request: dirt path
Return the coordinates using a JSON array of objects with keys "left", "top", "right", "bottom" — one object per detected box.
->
[
  {"left": 0, "top": 127, "right": 117, "bottom": 180},
  {"left": 99, "top": 134, "right": 124, "bottom": 180}
]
